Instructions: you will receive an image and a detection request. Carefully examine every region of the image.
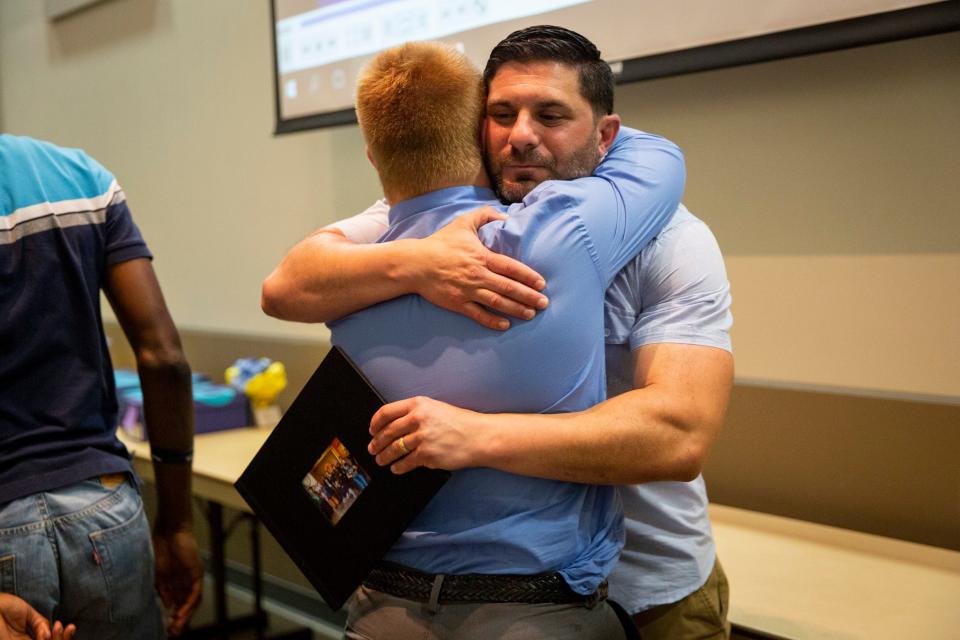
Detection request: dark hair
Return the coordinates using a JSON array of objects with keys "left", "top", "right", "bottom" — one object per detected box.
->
[{"left": 483, "top": 25, "right": 614, "bottom": 117}]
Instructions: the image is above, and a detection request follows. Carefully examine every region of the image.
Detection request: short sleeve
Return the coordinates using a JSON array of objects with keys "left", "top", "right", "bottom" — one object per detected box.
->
[
  {"left": 605, "top": 207, "right": 732, "bottom": 352},
  {"left": 325, "top": 199, "right": 390, "bottom": 243},
  {"left": 103, "top": 186, "right": 152, "bottom": 265}
]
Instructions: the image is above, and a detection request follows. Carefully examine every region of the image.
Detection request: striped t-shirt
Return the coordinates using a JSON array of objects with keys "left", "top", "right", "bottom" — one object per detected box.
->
[{"left": 0, "top": 135, "right": 151, "bottom": 503}]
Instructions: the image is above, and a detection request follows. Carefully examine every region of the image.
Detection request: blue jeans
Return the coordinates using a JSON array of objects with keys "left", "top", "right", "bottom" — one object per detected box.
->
[{"left": 0, "top": 477, "right": 164, "bottom": 639}]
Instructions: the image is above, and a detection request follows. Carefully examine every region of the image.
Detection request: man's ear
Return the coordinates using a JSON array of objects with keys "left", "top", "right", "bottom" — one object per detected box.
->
[
  {"left": 365, "top": 145, "right": 377, "bottom": 169},
  {"left": 596, "top": 114, "right": 621, "bottom": 156}
]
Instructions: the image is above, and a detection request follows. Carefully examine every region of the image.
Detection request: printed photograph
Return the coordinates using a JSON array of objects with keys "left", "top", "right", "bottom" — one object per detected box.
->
[{"left": 302, "top": 437, "right": 371, "bottom": 525}]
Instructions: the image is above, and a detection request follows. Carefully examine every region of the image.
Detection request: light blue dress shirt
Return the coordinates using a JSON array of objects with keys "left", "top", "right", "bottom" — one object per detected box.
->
[{"left": 329, "top": 128, "right": 685, "bottom": 595}]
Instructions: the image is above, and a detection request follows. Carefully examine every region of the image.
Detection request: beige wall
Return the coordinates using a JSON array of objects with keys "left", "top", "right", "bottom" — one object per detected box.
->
[{"left": 3, "top": 0, "right": 956, "bottom": 401}]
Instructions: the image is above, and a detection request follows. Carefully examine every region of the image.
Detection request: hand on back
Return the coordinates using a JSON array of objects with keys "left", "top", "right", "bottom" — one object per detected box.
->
[{"left": 413, "top": 207, "right": 548, "bottom": 330}]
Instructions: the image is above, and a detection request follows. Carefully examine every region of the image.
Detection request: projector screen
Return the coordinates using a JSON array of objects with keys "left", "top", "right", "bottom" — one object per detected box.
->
[{"left": 271, "top": 0, "right": 956, "bottom": 132}]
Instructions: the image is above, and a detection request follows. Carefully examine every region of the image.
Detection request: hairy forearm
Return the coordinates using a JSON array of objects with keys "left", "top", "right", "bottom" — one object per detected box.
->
[
  {"left": 478, "top": 387, "right": 719, "bottom": 485},
  {"left": 373, "top": 345, "right": 733, "bottom": 483},
  {"left": 139, "top": 344, "right": 195, "bottom": 532},
  {"left": 261, "top": 231, "right": 419, "bottom": 323}
]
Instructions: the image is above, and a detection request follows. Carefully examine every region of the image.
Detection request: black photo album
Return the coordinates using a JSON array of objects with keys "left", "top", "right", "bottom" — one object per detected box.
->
[{"left": 235, "top": 346, "right": 450, "bottom": 610}]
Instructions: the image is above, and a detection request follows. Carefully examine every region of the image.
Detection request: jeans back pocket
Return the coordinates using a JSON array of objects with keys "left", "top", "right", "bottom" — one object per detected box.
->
[
  {"left": 88, "top": 502, "right": 157, "bottom": 623},
  {"left": 0, "top": 555, "right": 15, "bottom": 594}
]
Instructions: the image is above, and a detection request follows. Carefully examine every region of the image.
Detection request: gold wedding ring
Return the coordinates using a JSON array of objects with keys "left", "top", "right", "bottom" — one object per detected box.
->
[{"left": 397, "top": 437, "right": 410, "bottom": 456}]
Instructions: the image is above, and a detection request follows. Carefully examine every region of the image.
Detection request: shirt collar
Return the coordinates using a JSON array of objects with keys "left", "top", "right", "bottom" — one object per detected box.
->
[{"left": 388, "top": 185, "right": 500, "bottom": 226}]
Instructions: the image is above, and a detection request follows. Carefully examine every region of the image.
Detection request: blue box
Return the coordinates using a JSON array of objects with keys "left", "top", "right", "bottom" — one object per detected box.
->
[{"left": 115, "top": 371, "right": 250, "bottom": 440}]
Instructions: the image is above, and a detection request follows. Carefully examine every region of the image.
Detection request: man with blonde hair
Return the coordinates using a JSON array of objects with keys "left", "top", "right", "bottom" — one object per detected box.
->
[
  {"left": 322, "top": 41, "right": 685, "bottom": 639},
  {"left": 357, "top": 43, "right": 485, "bottom": 200}
]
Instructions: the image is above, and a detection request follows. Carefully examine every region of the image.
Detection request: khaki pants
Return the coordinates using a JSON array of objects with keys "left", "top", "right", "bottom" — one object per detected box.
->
[
  {"left": 344, "top": 585, "right": 627, "bottom": 640},
  {"left": 631, "top": 560, "right": 731, "bottom": 640}
]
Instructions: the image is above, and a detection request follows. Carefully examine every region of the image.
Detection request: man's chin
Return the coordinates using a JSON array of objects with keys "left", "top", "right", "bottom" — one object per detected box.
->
[{"left": 499, "top": 180, "right": 537, "bottom": 204}]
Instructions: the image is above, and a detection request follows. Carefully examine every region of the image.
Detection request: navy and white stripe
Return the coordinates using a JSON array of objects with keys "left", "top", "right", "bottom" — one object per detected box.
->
[{"left": 0, "top": 179, "right": 125, "bottom": 245}]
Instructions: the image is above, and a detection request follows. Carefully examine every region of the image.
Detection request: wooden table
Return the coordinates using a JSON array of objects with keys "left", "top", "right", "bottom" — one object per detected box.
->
[
  {"left": 711, "top": 504, "right": 960, "bottom": 639},
  {"left": 120, "top": 424, "right": 270, "bottom": 512},
  {"left": 120, "top": 426, "right": 310, "bottom": 640},
  {"left": 122, "top": 428, "right": 960, "bottom": 639}
]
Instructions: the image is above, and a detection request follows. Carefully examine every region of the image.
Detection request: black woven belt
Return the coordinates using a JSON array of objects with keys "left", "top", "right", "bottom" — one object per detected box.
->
[{"left": 363, "top": 562, "right": 608, "bottom": 606}]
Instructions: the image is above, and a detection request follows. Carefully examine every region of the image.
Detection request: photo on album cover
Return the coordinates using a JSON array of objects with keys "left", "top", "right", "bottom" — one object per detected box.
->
[{"left": 302, "top": 437, "right": 371, "bottom": 525}]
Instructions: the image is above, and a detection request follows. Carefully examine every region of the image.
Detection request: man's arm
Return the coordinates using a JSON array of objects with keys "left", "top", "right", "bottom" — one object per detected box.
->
[
  {"left": 368, "top": 342, "right": 732, "bottom": 484},
  {"left": 261, "top": 208, "right": 548, "bottom": 331},
  {"left": 371, "top": 209, "right": 732, "bottom": 484},
  {"left": 103, "top": 258, "right": 202, "bottom": 638}
]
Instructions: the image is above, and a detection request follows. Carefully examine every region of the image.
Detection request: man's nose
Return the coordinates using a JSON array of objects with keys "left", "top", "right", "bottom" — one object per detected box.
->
[{"left": 508, "top": 112, "right": 539, "bottom": 151}]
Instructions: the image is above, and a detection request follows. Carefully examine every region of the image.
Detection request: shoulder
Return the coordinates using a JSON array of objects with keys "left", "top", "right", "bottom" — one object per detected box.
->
[
  {"left": 598, "top": 127, "right": 684, "bottom": 180},
  {"left": 604, "top": 205, "right": 731, "bottom": 338},
  {"left": 609, "top": 126, "right": 682, "bottom": 155},
  {"left": 646, "top": 205, "right": 722, "bottom": 261},
  {"left": 612, "top": 206, "right": 724, "bottom": 287},
  {"left": 2, "top": 135, "right": 113, "bottom": 183},
  {"left": 1, "top": 135, "right": 116, "bottom": 213},
  {"left": 325, "top": 199, "right": 390, "bottom": 243}
]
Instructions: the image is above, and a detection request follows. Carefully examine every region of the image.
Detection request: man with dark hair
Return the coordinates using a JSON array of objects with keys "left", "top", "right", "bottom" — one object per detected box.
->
[
  {"left": 483, "top": 24, "right": 615, "bottom": 117},
  {"left": 0, "top": 134, "right": 203, "bottom": 638},
  {"left": 264, "top": 26, "right": 732, "bottom": 639}
]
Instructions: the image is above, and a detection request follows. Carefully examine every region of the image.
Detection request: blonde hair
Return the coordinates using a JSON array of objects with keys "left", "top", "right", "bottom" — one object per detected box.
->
[{"left": 356, "top": 41, "right": 483, "bottom": 199}]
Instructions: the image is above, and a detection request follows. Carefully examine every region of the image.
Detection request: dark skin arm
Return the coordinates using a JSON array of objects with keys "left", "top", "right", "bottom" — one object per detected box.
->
[{"left": 103, "top": 258, "right": 202, "bottom": 637}]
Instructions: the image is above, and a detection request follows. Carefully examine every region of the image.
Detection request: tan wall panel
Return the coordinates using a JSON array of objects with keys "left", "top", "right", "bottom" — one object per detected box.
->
[
  {"left": 707, "top": 384, "right": 960, "bottom": 550},
  {"left": 616, "top": 31, "right": 960, "bottom": 257},
  {"left": 727, "top": 254, "right": 960, "bottom": 397}
]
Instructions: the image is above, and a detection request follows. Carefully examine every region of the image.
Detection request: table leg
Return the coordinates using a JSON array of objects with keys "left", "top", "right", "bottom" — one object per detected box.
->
[
  {"left": 181, "top": 503, "right": 311, "bottom": 639},
  {"left": 209, "top": 502, "right": 230, "bottom": 640},
  {"left": 251, "top": 515, "right": 266, "bottom": 640}
]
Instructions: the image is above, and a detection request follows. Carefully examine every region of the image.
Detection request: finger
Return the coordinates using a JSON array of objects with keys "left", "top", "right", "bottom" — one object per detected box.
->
[
  {"left": 460, "top": 301, "right": 511, "bottom": 331},
  {"left": 370, "top": 398, "right": 421, "bottom": 435},
  {"left": 474, "top": 289, "right": 536, "bottom": 321},
  {"left": 372, "top": 423, "right": 421, "bottom": 464},
  {"left": 376, "top": 439, "right": 407, "bottom": 467},
  {"left": 27, "top": 607, "right": 51, "bottom": 640},
  {"left": 63, "top": 625, "right": 77, "bottom": 640},
  {"left": 458, "top": 207, "right": 507, "bottom": 230},
  {"left": 485, "top": 253, "right": 547, "bottom": 292},
  {"left": 176, "top": 580, "right": 203, "bottom": 627},
  {"left": 390, "top": 450, "right": 422, "bottom": 475},
  {"left": 484, "top": 272, "right": 550, "bottom": 314},
  {"left": 168, "top": 616, "right": 184, "bottom": 637},
  {"left": 368, "top": 414, "right": 408, "bottom": 455}
]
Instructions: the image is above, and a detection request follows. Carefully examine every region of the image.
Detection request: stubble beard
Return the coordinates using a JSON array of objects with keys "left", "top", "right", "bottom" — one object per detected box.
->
[{"left": 488, "top": 136, "right": 602, "bottom": 204}]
